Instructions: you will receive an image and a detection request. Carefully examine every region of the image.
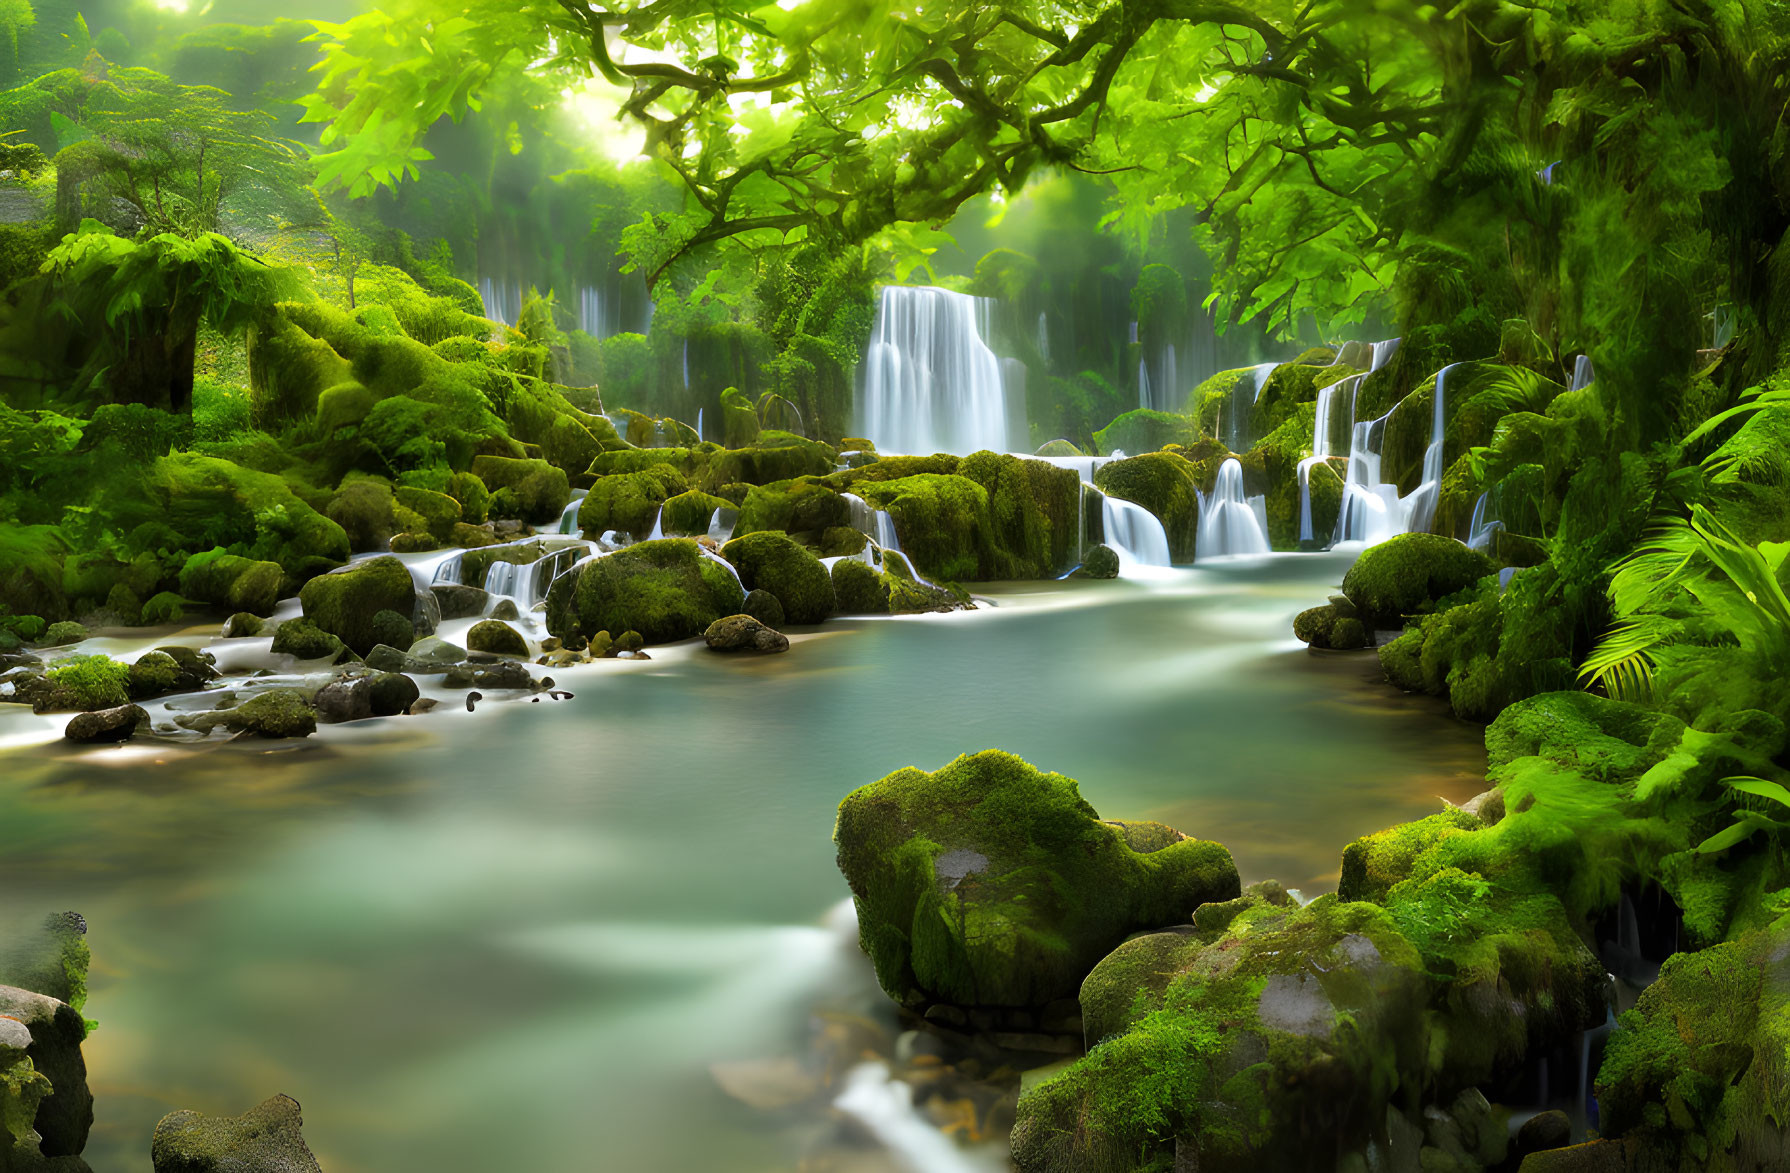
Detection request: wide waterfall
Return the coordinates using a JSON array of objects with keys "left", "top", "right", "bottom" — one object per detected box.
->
[
  {"left": 857, "top": 285, "right": 1014, "bottom": 455},
  {"left": 1197, "top": 459, "right": 1269, "bottom": 558}
]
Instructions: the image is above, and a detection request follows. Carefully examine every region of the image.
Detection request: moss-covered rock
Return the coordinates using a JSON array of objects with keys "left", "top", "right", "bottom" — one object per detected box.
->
[
  {"left": 579, "top": 466, "right": 687, "bottom": 539},
  {"left": 35, "top": 654, "right": 130, "bottom": 712},
  {"left": 742, "top": 588, "right": 785, "bottom": 629},
  {"left": 544, "top": 539, "right": 745, "bottom": 646},
  {"left": 733, "top": 480, "right": 848, "bottom": 537},
  {"left": 369, "top": 609, "right": 414, "bottom": 652},
  {"left": 1093, "top": 409, "right": 1198, "bottom": 456},
  {"left": 851, "top": 458, "right": 1077, "bottom": 582},
  {"left": 151, "top": 1094, "right": 323, "bottom": 1173},
  {"left": 177, "top": 550, "right": 284, "bottom": 617},
  {"left": 269, "top": 617, "right": 343, "bottom": 661},
  {"left": 393, "top": 486, "right": 462, "bottom": 542},
  {"left": 720, "top": 386, "right": 759, "bottom": 448},
  {"left": 38, "top": 621, "right": 87, "bottom": 647},
  {"left": 831, "top": 559, "right": 890, "bottom": 614},
  {"left": 471, "top": 455, "right": 571, "bottom": 525},
  {"left": 467, "top": 619, "right": 528, "bottom": 657},
  {"left": 1094, "top": 452, "right": 1202, "bottom": 562},
  {"left": 149, "top": 453, "right": 349, "bottom": 575},
  {"left": 178, "top": 689, "right": 317, "bottom": 738},
  {"left": 661, "top": 489, "right": 731, "bottom": 536},
  {"left": 721, "top": 532, "right": 836, "bottom": 624},
  {"left": 1034, "top": 439, "right": 1084, "bottom": 457},
  {"left": 297, "top": 556, "right": 417, "bottom": 655},
  {"left": 1080, "top": 543, "right": 1120, "bottom": 579},
  {"left": 1341, "top": 532, "right": 1495, "bottom": 626},
  {"left": 835, "top": 749, "right": 1239, "bottom": 1009},
  {"left": 127, "top": 651, "right": 181, "bottom": 699},
  {"left": 702, "top": 430, "right": 835, "bottom": 487},
  {"left": 703, "top": 614, "right": 789, "bottom": 653}
]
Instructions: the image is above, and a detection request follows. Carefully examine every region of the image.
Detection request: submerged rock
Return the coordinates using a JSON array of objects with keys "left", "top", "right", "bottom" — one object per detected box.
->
[
  {"left": 174, "top": 689, "right": 316, "bottom": 739},
  {"left": 835, "top": 750, "right": 1239, "bottom": 1010},
  {"left": 312, "top": 677, "right": 373, "bottom": 724},
  {"left": 703, "top": 615, "right": 789, "bottom": 654},
  {"left": 63, "top": 704, "right": 147, "bottom": 743},
  {"left": 151, "top": 1095, "right": 322, "bottom": 1173},
  {"left": 368, "top": 672, "right": 420, "bottom": 716},
  {"left": 222, "top": 612, "right": 264, "bottom": 639},
  {"left": 429, "top": 583, "right": 489, "bottom": 620},
  {"left": 269, "top": 619, "right": 344, "bottom": 662}
]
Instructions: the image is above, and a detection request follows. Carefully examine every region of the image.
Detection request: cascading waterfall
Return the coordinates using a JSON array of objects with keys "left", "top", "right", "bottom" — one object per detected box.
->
[
  {"left": 479, "top": 276, "right": 522, "bottom": 327},
  {"left": 1197, "top": 458, "right": 1270, "bottom": 558},
  {"left": 857, "top": 286, "right": 1011, "bottom": 455},
  {"left": 557, "top": 490, "right": 589, "bottom": 536},
  {"left": 1137, "top": 359, "right": 1152, "bottom": 411},
  {"left": 578, "top": 285, "right": 608, "bottom": 338},
  {"left": 1403, "top": 363, "right": 1456, "bottom": 534},
  {"left": 1335, "top": 356, "right": 1455, "bottom": 546},
  {"left": 1223, "top": 363, "right": 1277, "bottom": 454},
  {"left": 706, "top": 507, "right": 738, "bottom": 544},
  {"left": 1467, "top": 485, "right": 1503, "bottom": 551},
  {"left": 695, "top": 408, "right": 704, "bottom": 442},
  {"left": 1102, "top": 496, "right": 1173, "bottom": 566}
]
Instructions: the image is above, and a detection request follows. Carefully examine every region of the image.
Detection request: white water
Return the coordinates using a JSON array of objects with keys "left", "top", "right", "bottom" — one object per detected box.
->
[
  {"left": 706, "top": 506, "right": 738, "bottom": 544},
  {"left": 1198, "top": 458, "right": 1270, "bottom": 559},
  {"left": 1335, "top": 355, "right": 1454, "bottom": 546},
  {"left": 1137, "top": 358, "right": 1151, "bottom": 411},
  {"left": 1102, "top": 496, "right": 1173, "bottom": 567},
  {"left": 479, "top": 277, "right": 523, "bottom": 327},
  {"left": 1221, "top": 363, "right": 1277, "bottom": 454},
  {"left": 557, "top": 490, "right": 589, "bottom": 536},
  {"left": 834, "top": 1062, "right": 1007, "bottom": 1173},
  {"left": 1570, "top": 354, "right": 1595, "bottom": 392},
  {"left": 857, "top": 286, "right": 1013, "bottom": 455}
]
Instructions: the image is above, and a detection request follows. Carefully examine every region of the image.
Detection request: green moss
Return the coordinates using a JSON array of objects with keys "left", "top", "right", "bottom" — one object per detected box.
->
[
  {"left": 42, "top": 654, "right": 131, "bottom": 711},
  {"left": 661, "top": 490, "right": 730, "bottom": 536},
  {"left": 471, "top": 456, "right": 571, "bottom": 525},
  {"left": 444, "top": 471, "right": 490, "bottom": 525},
  {"left": 177, "top": 550, "right": 284, "bottom": 617},
  {"left": 149, "top": 453, "right": 349, "bottom": 575},
  {"left": 1338, "top": 809, "right": 1485, "bottom": 904},
  {"left": 369, "top": 609, "right": 414, "bottom": 652},
  {"left": 269, "top": 617, "right": 343, "bottom": 661},
  {"left": 1034, "top": 439, "right": 1085, "bottom": 457},
  {"left": 39, "top": 621, "right": 86, "bottom": 646},
  {"left": 325, "top": 479, "right": 397, "bottom": 552},
  {"left": 1341, "top": 533, "right": 1495, "bottom": 626},
  {"left": 1095, "top": 453, "right": 1202, "bottom": 562},
  {"left": 957, "top": 451, "right": 1080, "bottom": 578},
  {"left": 467, "top": 619, "right": 528, "bottom": 656},
  {"left": 0, "top": 525, "right": 69, "bottom": 622},
  {"left": 586, "top": 448, "right": 695, "bottom": 478},
  {"left": 1080, "top": 543, "right": 1120, "bottom": 578},
  {"left": 297, "top": 556, "right": 417, "bottom": 654},
  {"left": 545, "top": 538, "right": 745, "bottom": 646},
  {"left": 733, "top": 479, "right": 848, "bottom": 537},
  {"left": 720, "top": 386, "right": 759, "bottom": 448},
  {"left": 579, "top": 466, "right": 688, "bottom": 539},
  {"left": 855, "top": 474, "right": 988, "bottom": 581},
  {"left": 1094, "top": 409, "right": 1198, "bottom": 456},
  {"left": 831, "top": 559, "right": 891, "bottom": 614},
  {"left": 834, "top": 749, "right": 1239, "bottom": 1008},
  {"left": 140, "top": 592, "right": 185, "bottom": 625},
  {"left": 223, "top": 689, "right": 317, "bottom": 738},
  {"left": 701, "top": 430, "right": 836, "bottom": 487},
  {"left": 127, "top": 651, "right": 180, "bottom": 698},
  {"left": 721, "top": 531, "right": 836, "bottom": 624},
  {"left": 393, "top": 486, "right": 462, "bottom": 542}
]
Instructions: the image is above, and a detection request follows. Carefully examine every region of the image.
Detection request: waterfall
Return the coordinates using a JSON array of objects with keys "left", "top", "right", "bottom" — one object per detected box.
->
[
  {"left": 557, "top": 490, "right": 589, "bottom": 536},
  {"left": 1570, "top": 355, "right": 1595, "bottom": 392},
  {"left": 834, "top": 1063, "right": 1004, "bottom": 1173},
  {"left": 1000, "top": 358, "right": 1030, "bottom": 450},
  {"left": 840, "top": 493, "right": 910, "bottom": 572},
  {"left": 428, "top": 551, "right": 464, "bottom": 586},
  {"left": 1226, "top": 363, "right": 1277, "bottom": 454},
  {"left": 579, "top": 285, "right": 607, "bottom": 338},
  {"left": 479, "top": 277, "right": 522, "bottom": 327},
  {"left": 1404, "top": 363, "right": 1457, "bottom": 533},
  {"left": 695, "top": 408, "right": 704, "bottom": 442},
  {"left": 1036, "top": 311, "right": 1049, "bottom": 360},
  {"left": 1102, "top": 496, "right": 1172, "bottom": 566},
  {"left": 1161, "top": 345, "right": 1177, "bottom": 413},
  {"left": 1467, "top": 486, "right": 1503, "bottom": 550},
  {"left": 1198, "top": 459, "right": 1270, "bottom": 558},
  {"left": 646, "top": 508, "right": 664, "bottom": 542},
  {"left": 1336, "top": 361, "right": 1458, "bottom": 544},
  {"left": 1297, "top": 339, "right": 1400, "bottom": 547},
  {"left": 857, "top": 286, "right": 1010, "bottom": 455},
  {"left": 681, "top": 340, "right": 690, "bottom": 388},
  {"left": 706, "top": 507, "right": 738, "bottom": 544},
  {"left": 1137, "top": 359, "right": 1152, "bottom": 411}
]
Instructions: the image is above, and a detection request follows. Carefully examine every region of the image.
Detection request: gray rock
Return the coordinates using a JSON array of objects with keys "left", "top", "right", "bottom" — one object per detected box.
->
[
  {"left": 471, "top": 661, "right": 533, "bottom": 690},
  {"left": 63, "top": 704, "right": 146, "bottom": 743},
  {"left": 312, "top": 678, "right": 373, "bottom": 724},
  {"left": 489, "top": 599, "right": 520, "bottom": 622},
  {"left": 430, "top": 584, "right": 490, "bottom": 620},
  {"left": 1517, "top": 1109, "right": 1572, "bottom": 1155},
  {"left": 151, "top": 1095, "right": 321, "bottom": 1173},
  {"left": 172, "top": 690, "right": 316, "bottom": 739},
  {"left": 0, "top": 986, "right": 91, "bottom": 1157},
  {"left": 703, "top": 614, "right": 789, "bottom": 654},
  {"left": 411, "top": 586, "right": 440, "bottom": 637}
]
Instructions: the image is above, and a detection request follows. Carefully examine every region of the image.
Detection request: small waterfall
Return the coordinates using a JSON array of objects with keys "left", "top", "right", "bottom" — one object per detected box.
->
[
  {"left": 1335, "top": 360, "right": 1457, "bottom": 545},
  {"left": 706, "top": 507, "right": 738, "bottom": 544},
  {"left": 1161, "top": 345, "right": 1177, "bottom": 412},
  {"left": 840, "top": 493, "right": 909, "bottom": 571},
  {"left": 429, "top": 551, "right": 464, "bottom": 586},
  {"left": 1403, "top": 363, "right": 1458, "bottom": 534},
  {"left": 1197, "top": 459, "right": 1270, "bottom": 558},
  {"left": 1570, "top": 355, "right": 1595, "bottom": 392},
  {"left": 1102, "top": 496, "right": 1172, "bottom": 566},
  {"left": 579, "top": 285, "right": 608, "bottom": 338},
  {"left": 646, "top": 508, "right": 664, "bottom": 542},
  {"left": 1036, "top": 311, "right": 1049, "bottom": 360},
  {"left": 1225, "top": 363, "right": 1276, "bottom": 454},
  {"left": 557, "top": 489, "right": 589, "bottom": 536},
  {"left": 479, "top": 276, "right": 522, "bottom": 327},
  {"left": 857, "top": 286, "right": 1010, "bottom": 455},
  {"left": 1467, "top": 486, "right": 1503, "bottom": 550},
  {"left": 1137, "top": 358, "right": 1152, "bottom": 411},
  {"left": 833, "top": 1063, "right": 1005, "bottom": 1173}
]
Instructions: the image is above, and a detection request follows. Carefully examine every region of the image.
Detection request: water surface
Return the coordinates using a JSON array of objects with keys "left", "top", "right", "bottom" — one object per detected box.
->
[{"left": 0, "top": 552, "right": 1485, "bottom": 1172}]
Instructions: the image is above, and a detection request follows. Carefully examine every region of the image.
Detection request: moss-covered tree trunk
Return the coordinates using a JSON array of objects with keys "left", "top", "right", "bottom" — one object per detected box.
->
[{"left": 111, "top": 324, "right": 198, "bottom": 413}]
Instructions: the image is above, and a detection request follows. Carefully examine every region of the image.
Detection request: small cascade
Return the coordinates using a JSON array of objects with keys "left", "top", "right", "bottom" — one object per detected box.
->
[
  {"left": 1403, "top": 363, "right": 1459, "bottom": 534},
  {"left": 557, "top": 490, "right": 589, "bottom": 536},
  {"left": 1570, "top": 354, "right": 1596, "bottom": 392},
  {"left": 839, "top": 492, "right": 910, "bottom": 572},
  {"left": 1161, "top": 345, "right": 1177, "bottom": 412},
  {"left": 483, "top": 547, "right": 585, "bottom": 611},
  {"left": 479, "top": 276, "right": 522, "bottom": 327},
  {"left": 1198, "top": 458, "right": 1270, "bottom": 558},
  {"left": 857, "top": 285, "right": 1010, "bottom": 455},
  {"left": 1102, "top": 496, "right": 1172, "bottom": 566},
  {"left": 833, "top": 1063, "right": 1003, "bottom": 1173},
  {"left": 428, "top": 551, "right": 464, "bottom": 587},
  {"left": 1137, "top": 358, "right": 1152, "bottom": 411},
  {"left": 706, "top": 506, "right": 738, "bottom": 545},
  {"left": 695, "top": 408, "right": 704, "bottom": 442},
  {"left": 1297, "top": 339, "right": 1401, "bottom": 546},
  {"left": 1335, "top": 359, "right": 1456, "bottom": 545},
  {"left": 578, "top": 285, "right": 611, "bottom": 338},
  {"left": 646, "top": 508, "right": 664, "bottom": 542},
  {"left": 1036, "top": 311, "right": 1049, "bottom": 360},
  {"left": 1224, "top": 363, "right": 1276, "bottom": 454},
  {"left": 1467, "top": 485, "right": 1503, "bottom": 550}
]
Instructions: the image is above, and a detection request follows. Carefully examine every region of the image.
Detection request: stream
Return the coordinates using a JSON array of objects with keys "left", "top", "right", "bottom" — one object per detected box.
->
[{"left": 0, "top": 550, "right": 1486, "bottom": 1172}]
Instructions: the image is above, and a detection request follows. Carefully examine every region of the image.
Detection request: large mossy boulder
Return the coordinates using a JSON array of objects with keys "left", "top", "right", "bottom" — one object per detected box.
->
[
  {"left": 1341, "top": 532, "right": 1495, "bottom": 627},
  {"left": 1094, "top": 452, "right": 1203, "bottom": 562},
  {"left": 149, "top": 454, "right": 349, "bottom": 577},
  {"left": 1594, "top": 925, "right": 1790, "bottom": 1168},
  {"left": 177, "top": 550, "right": 284, "bottom": 617},
  {"left": 661, "top": 489, "right": 731, "bottom": 536},
  {"left": 732, "top": 480, "right": 848, "bottom": 537},
  {"left": 720, "top": 532, "right": 835, "bottom": 625},
  {"left": 578, "top": 466, "right": 687, "bottom": 539},
  {"left": 1093, "top": 409, "right": 1198, "bottom": 456},
  {"left": 297, "top": 556, "right": 417, "bottom": 654},
  {"left": 544, "top": 539, "right": 744, "bottom": 645},
  {"left": 702, "top": 430, "right": 835, "bottom": 487},
  {"left": 834, "top": 750, "right": 1239, "bottom": 1010}
]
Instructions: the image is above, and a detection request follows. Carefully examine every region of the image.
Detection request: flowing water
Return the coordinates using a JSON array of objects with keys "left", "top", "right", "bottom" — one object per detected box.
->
[{"left": 0, "top": 553, "right": 1486, "bottom": 1173}]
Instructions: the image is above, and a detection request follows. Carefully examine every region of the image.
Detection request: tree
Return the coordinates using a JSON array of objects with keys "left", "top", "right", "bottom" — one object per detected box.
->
[{"left": 42, "top": 220, "right": 300, "bottom": 412}]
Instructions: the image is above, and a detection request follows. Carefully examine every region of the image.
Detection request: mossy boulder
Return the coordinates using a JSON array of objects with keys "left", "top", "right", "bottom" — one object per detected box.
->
[
  {"left": 661, "top": 490, "right": 731, "bottom": 536},
  {"left": 1079, "top": 544, "right": 1120, "bottom": 579},
  {"left": 369, "top": 609, "right": 415, "bottom": 652},
  {"left": 721, "top": 532, "right": 836, "bottom": 625},
  {"left": 393, "top": 486, "right": 462, "bottom": 542},
  {"left": 1034, "top": 439, "right": 1085, "bottom": 457},
  {"left": 742, "top": 588, "right": 785, "bottom": 629},
  {"left": 831, "top": 559, "right": 890, "bottom": 614},
  {"left": 1341, "top": 532, "right": 1495, "bottom": 626},
  {"left": 178, "top": 689, "right": 317, "bottom": 738},
  {"left": 127, "top": 651, "right": 181, "bottom": 699},
  {"left": 1093, "top": 409, "right": 1198, "bottom": 456},
  {"left": 37, "top": 655, "right": 130, "bottom": 712},
  {"left": 297, "top": 556, "right": 417, "bottom": 655},
  {"left": 720, "top": 386, "right": 759, "bottom": 448},
  {"left": 853, "top": 461, "right": 1076, "bottom": 582},
  {"left": 149, "top": 453, "right": 349, "bottom": 575},
  {"left": 578, "top": 466, "right": 687, "bottom": 539},
  {"left": 269, "top": 618, "right": 343, "bottom": 661},
  {"left": 1094, "top": 452, "right": 1202, "bottom": 562},
  {"left": 1293, "top": 598, "right": 1370, "bottom": 650},
  {"left": 467, "top": 619, "right": 528, "bottom": 657},
  {"left": 703, "top": 614, "right": 790, "bottom": 653},
  {"left": 151, "top": 1094, "right": 323, "bottom": 1173},
  {"left": 834, "top": 749, "right": 1239, "bottom": 1009},
  {"left": 38, "top": 621, "right": 86, "bottom": 647},
  {"left": 177, "top": 551, "right": 284, "bottom": 617},
  {"left": 471, "top": 455, "right": 571, "bottom": 525},
  {"left": 544, "top": 539, "right": 744, "bottom": 646},
  {"left": 702, "top": 430, "right": 835, "bottom": 487},
  {"left": 733, "top": 480, "right": 849, "bottom": 537}
]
